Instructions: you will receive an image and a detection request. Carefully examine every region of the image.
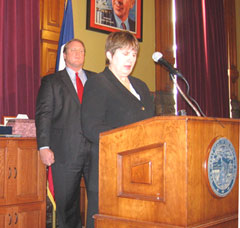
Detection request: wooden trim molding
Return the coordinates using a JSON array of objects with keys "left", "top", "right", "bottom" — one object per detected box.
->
[
  {"left": 224, "top": 0, "right": 239, "bottom": 101},
  {"left": 155, "top": 0, "right": 174, "bottom": 92}
]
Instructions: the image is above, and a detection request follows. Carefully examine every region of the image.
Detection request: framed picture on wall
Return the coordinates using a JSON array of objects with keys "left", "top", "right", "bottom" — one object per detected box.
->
[{"left": 86, "top": 0, "right": 143, "bottom": 41}]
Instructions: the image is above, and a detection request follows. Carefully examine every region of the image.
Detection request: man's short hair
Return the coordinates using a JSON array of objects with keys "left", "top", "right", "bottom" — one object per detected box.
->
[{"left": 63, "top": 39, "right": 86, "bottom": 53}]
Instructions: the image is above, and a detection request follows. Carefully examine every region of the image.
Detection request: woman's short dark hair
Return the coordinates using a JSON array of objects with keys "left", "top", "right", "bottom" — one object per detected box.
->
[{"left": 105, "top": 31, "right": 139, "bottom": 64}]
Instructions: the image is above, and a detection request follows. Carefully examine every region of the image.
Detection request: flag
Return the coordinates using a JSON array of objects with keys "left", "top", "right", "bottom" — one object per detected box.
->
[
  {"left": 47, "top": 0, "right": 74, "bottom": 213},
  {"left": 47, "top": 166, "right": 56, "bottom": 211},
  {"left": 55, "top": 0, "right": 74, "bottom": 71}
]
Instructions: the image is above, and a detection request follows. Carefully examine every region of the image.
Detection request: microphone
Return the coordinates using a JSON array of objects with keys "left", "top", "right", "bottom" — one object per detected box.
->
[
  {"left": 152, "top": 52, "right": 205, "bottom": 117},
  {"left": 152, "top": 52, "right": 183, "bottom": 77}
]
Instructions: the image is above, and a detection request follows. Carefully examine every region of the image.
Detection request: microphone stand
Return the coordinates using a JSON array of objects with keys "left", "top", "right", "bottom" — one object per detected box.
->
[{"left": 169, "top": 73, "right": 201, "bottom": 117}]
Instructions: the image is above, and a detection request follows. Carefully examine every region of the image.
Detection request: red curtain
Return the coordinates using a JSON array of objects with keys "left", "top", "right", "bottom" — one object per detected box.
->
[
  {"left": 0, "top": 0, "right": 40, "bottom": 120},
  {"left": 175, "top": 0, "right": 229, "bottom": 118}
]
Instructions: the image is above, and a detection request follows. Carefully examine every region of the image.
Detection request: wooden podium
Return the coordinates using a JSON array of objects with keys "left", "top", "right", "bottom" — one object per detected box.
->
[{"left": 95, "top": 116, "right": 239, "bottom": 228}]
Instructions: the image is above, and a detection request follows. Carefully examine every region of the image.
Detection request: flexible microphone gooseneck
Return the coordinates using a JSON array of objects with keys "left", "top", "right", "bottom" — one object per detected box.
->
[{"left": 152, "top": 52, "right": 206, "bottom": 117}]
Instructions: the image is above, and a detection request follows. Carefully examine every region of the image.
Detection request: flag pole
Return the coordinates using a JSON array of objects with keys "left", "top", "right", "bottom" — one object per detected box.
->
[
  {"left": 49, "top": 0, "right": 74, "bottom": 226},
  {"left": 47, "top": 166, "right": 56, "bottom": 228}
]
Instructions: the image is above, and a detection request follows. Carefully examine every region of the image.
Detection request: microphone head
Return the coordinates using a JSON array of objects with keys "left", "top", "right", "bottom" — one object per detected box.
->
[{"left": 152, "top": 52, "right": 163, "bottom": 62}]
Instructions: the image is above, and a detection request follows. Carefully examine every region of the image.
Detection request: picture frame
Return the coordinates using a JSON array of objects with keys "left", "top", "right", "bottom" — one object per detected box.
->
[
  {"left": 2, "top": 116, "right": 16, "bottom": 126},
  {"left": 86, "top": 0, "right": 143, "bottom": 41}
]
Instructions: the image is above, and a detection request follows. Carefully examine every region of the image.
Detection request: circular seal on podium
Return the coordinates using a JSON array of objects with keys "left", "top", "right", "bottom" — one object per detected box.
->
[{"left": 205, "top": 137, "right": 237, "bottom": 197}]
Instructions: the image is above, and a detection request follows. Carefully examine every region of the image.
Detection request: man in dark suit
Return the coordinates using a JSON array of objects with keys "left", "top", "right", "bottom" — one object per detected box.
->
[
  {"left": 35, "top": 39, "right": 96, "bottom": 228},
  {"left": 99, "top": 0, "right": 136, "bottom": 32}
]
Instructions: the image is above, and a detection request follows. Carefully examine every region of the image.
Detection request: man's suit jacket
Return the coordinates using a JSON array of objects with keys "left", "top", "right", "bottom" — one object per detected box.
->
[
  {"left": 101, "top": 10, "right": 136, "bottom": 32},
  {"left": 81, "top": 67, "right": 155, "bottom": 191},
  {"left": 35, "top": 69, "right": 95, "bottom": 164}
]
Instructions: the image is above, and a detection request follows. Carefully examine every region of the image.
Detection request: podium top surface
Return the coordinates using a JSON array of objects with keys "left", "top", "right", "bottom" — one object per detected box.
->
[{"left": 100, "top": 115, "right": 240, "bottom": 138}]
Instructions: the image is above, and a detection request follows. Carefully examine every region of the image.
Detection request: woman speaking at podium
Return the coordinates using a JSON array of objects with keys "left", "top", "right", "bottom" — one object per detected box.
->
[{"left": 81, "top": 31, "right": 155, "bottom": 228}]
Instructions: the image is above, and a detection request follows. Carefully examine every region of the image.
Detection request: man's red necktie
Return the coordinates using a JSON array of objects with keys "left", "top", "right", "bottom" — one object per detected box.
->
[
  {"left": 121, "top": 22, "right": 126, "bottom": 30},
  {"left": 76, "top": 72, "right": 84, "bottom": 103}
]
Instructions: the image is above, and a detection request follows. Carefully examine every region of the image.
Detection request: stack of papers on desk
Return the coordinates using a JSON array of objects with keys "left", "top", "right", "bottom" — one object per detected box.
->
[{"left": 0, "top": 134, "right": 21, "bottom": 137}]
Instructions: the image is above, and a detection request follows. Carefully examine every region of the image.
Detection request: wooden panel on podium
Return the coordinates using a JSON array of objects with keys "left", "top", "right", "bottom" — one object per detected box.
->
[{"left": 96, "top": 116, "right": 239, "bottom": 228}]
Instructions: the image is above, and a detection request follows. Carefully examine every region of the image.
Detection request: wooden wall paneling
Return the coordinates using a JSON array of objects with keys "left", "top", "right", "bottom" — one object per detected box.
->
[
  {"left": 154, "top": 0, "right": 176, "bottom": 116},
  {"left": 42, "top": 0, "right": 64, "bottom": 33},
  {"left": 40, "top": 0, "right": 65, "bottom": 77},
  {"left": 155, "top": 0, "right": 174, "bottom": 92},
  {"left": 41, "top": 42, "right": 58, "bottom": 77},
  {"left": 224, "top": 0, "right": 239, "bottom": 100}
]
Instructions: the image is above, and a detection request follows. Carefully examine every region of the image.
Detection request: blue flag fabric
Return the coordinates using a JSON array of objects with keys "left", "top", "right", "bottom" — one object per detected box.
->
[{"left": 56, "top": 0, "right": 74, "bottom": 71}]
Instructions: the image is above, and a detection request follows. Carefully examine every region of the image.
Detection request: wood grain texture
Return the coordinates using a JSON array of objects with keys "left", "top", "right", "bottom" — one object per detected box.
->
[
  {"left": 40, "top": 0, "right": 65, "bottom": 77},
  {"left": 97, "top": 116, "right": 239, "bottom": 228},
  {"left": 0, "top": 138, "right": 46, "bottom": 228}
]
